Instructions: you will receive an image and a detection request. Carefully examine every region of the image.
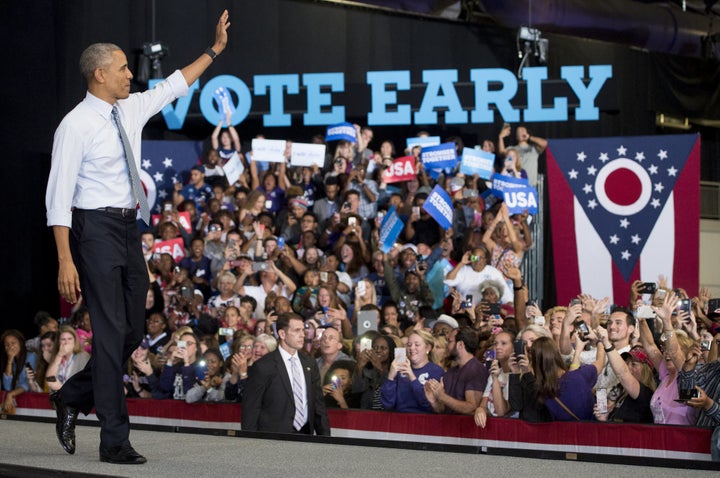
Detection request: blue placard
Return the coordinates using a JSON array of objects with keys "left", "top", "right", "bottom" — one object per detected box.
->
[
  {"left": 420, "top": 142, "right": 458, "bottom": 171},
  {"left": 325, "top": 122, "right": 357, "bottom": 143},
  {"left": 212, "top": 86, "right": 236, "bottom": 120},
  {"left": 422, "top": 185, "right": 454, "bottom": 230},
  {"left": 379, "top": 205, "right": 405, "bottom": 253},
  {"left": 406, "top": 136, "right": 441, "bottom": 150},
  {"left": 491, "top": 173, "right": 539, "bottom": 214},
  {"left": 480, "top": 189, "right": 501, "bottom": 211},
  {"left": 460, "top": 148, "right": 495, "bottom": 179}
]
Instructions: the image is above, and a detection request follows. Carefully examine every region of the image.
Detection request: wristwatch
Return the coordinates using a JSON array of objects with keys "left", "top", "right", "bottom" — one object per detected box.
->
[{"left": 660, "top": 330, "right": 675, "bottom": 341}]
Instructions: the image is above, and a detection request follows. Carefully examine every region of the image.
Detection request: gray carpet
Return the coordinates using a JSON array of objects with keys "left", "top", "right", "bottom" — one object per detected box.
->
[{"left": 0, "top": 419, "right": 715, "bottom": 478}]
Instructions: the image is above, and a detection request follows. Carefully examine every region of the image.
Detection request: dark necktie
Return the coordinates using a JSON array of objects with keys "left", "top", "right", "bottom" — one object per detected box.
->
[{"left": 111, "top": 106, "right": 151, "bottom": 225}]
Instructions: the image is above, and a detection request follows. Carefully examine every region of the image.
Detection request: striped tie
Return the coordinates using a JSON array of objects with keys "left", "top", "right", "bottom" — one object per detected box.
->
[
  {"left": 111, "top": 106, "right": 151, "bottom": 225},
  {"left": 289, "top": 356, "right": 306, "bottom": 431}
]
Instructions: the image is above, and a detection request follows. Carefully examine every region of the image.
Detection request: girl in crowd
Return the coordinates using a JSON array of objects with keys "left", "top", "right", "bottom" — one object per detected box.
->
[
  {"left": 474, "top": 330, "right": 515, "bottom": 427},
  {"left": 322, "top": 361, "right": 359, "bottom": 409},
  {"left": 2, "top": 330, "right": 37, "bottom": 412},
  {"left": 45, "top": 326, "right": 90, "bottom": 393},
  {"left": 186, "top": 348, "right": 226, "bottom": 403},
  {"left": 28, "top": 331, "right": 57, "bottom": 393},
  {"left": 71, "top": 306, "right": 92, "bottom": 354},
  {"left": 380, "top": 329, "right": 444, "bottom": 413},
  {"left": 157, "top": 331, "right": 201, "bottom": 400},
  {"left": 353, "top": 334, "right": 396, "bottom": 409},
  {"left": 124, "top": 343, "right": 157, "bottom": 399}
]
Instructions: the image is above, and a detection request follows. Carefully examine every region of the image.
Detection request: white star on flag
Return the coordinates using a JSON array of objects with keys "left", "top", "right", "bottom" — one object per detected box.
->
[
  {"left": 568, "top": 169, "right": 578, "bottom": 179},
  {"left": 599, "top": 152, "right": 609, "bottom": 163},
  {"left": 587, "top": 165, "right": 597, "bottom": 176},
  {"left": 620, "top": 218, "right": 630, "bottom": 228},
  {"left": 654, "top": 182, "right": 665, "bottom": 193},
  {"left": 617, "top": 145, "right": 627, "bottom": 156},
  {"left": 631, "top": 234, "right": 641, "bottom": 244},
  {"left": 658, "top": 149, "right": 668, "bottom": 160},
  {"left": 621, "top": 250, "right": 631, "bottom": 260},
  {"left": 582, "top": 184, "right": 593, "bottom": 194},
  {"left": 153, "top": 171, "right": 164, "bottom": 182},
  {"left": 158, "top": 189, "right": 168, "bottom": 199},
  {"left": 648, "top": 164, "right": 658, "bottom": 175},
  {"left": 667, "top": 166, "right": 678, "bottom": 177},
  {"left": 163, "top": 157, "right": 173, "bottom": 168},
  {"left": 577, "top": 151, "right": 587, "bottom": 162},
  {"left": 609, "top": 234, "right": 619, "bottom": 245},
  {"left": 651, "top": 198, "right": 661, "bottom": 208},
  {"left": 142, "top": 158, "right": 152, "bottom": 169},
  {"left": 635, "top": 152, "right": 645, "bottom": 162},
  {"left": 588, "top": 199, "right": 597, "bottom": 209}
]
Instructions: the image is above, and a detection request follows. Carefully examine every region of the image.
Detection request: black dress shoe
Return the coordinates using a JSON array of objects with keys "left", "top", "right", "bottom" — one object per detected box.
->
[
  {"left": 49, "top": 392, "right": 78, "bottom": 455},
  {"left": 99, "top": 445, "right": 147, "bottom": 465}
]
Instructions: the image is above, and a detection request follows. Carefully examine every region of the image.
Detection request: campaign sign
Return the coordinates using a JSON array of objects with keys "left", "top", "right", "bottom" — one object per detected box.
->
[
  {"left": 223, "top": 151, "right": 245, "bottom": 186},
  {"left": 420, "top": 143, "right": 458, "bottom": 171},
  {"left": 251, "top": 139, "right": 286, "bottom": 163},
  {"left": 152, "top": 237, "right": 186, "bottom": 261},
  {"left": 213, "top": 87, "right": 235, "bottom": 119},
  {"left": 480, "top": 189, "right": 501, "bottom": 211},
  {"left": 460, "top": 148, "right": 495, "bottom": 179},
  {"left": 422, "top": 185, "right": 453, "bottom": 230},
  {"left": 325, "top": 122, "right": 357, "bottom": 143},
  {"left": 378, "top": 205, "right": 405, "bottom": 253},
  {"left": 491, "top": 173, "right": 539, "bottom": 214},
  {"left": 406, "top": 136, "right": 441, "bottom": 150},
  {"left": 383, "top": 156, "right": 416, "bottom": 183},
  {"left": 291, "top": 142, "right": 326, "bottom": 167},
  {"left": 151, "top": 211, "right": 192, "bottom": 234}
]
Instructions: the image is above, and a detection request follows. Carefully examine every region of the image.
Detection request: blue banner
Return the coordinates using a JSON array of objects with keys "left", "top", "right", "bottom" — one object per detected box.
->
[
  {"left": 422, "top": 185, "right": 454, "bottom": 230},
  {"left": 406, "top": 136, "right": 441, "bottom": 150},
  {"left": 491, "top": 173, "right": 539, "bottom": 215},
  {"left": 379, "top": 205, "right": 405, "bottom": 253},
  {"left": 460, "top": 147, "right": 495, "bottom": 179},
  {"left": 480, "top": 189, "right": 501, "bottom": 211},
  {"left": 325, "top": 122, "right": 357, "bottom": 143},
  {"left": 420, "top": 142, "right": 458, "bottom": 171}
]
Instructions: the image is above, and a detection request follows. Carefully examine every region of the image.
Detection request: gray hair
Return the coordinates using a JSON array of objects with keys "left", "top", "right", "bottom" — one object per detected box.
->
[
  {"left": 79, "top": 43, "right": 121, "bottom": 80},
  {"left": 254, "top": 333, "right": 278, "bottom": 353}
]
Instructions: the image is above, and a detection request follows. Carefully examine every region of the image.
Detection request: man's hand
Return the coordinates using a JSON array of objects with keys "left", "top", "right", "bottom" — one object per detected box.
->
[
  {"left": 57, "top": 259, "right": 81, "bottom": 304},
  {"left": 213, "top": 10, "right": 231, "bottom": 53}
]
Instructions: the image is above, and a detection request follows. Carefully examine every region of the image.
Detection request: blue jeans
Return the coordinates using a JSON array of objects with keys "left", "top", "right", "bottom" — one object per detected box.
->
[{"left": 712, "top": 426, "right": 720, "bottom": 461}]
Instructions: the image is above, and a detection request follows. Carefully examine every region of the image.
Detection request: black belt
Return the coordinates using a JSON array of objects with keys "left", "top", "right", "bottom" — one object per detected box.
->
[{"left": 96, "top": 207, "right": 137, "bottom": 219}]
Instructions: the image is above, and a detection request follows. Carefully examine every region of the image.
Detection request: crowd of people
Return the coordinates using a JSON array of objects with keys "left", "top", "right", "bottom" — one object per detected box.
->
[{"left": 3, "top": 123, "right": 719, "bottom": 460}]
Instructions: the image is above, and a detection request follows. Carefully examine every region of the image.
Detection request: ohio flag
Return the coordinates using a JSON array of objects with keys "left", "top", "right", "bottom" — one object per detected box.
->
[
  {"left": 547, "top": 134, "right": 700, "bottom": 306},
  {"left": 139, "top": 140, "right": 203, "bottom": 214}
]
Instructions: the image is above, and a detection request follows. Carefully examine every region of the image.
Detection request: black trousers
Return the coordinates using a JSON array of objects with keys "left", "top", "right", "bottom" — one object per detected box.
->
[{"left": 60, "top": 209, "right": 149, "bottom": 448}]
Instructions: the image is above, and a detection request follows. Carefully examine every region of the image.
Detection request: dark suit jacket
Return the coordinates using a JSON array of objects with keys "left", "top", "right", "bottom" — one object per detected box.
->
[{"left": 241, "top": 348, "right": 330, "bottom": 435}]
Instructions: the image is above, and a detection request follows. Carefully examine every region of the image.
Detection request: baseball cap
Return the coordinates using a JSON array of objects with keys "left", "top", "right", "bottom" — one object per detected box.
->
[
  {"left": 435, "top": 314, "right": 459, "bottom": 329},
  {"left": 621, "top": 346, "right": 654, "bottom": 370}
]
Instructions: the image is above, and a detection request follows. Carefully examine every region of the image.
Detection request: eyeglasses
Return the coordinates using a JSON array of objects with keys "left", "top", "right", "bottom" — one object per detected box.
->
[
  {"left": 183, "top": 341, "right": 196, "bottom": 346},
  {"left": 239, "top": 345, "right": 253, "bottom": 350}
]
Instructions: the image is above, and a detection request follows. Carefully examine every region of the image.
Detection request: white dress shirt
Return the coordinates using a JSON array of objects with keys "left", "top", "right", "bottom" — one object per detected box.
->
[
  {"left": 46, "top": 70, "right": 188, "bottom": 227},
  {"left": 278, "top": 345, "right": 308, "bottom": 420}
]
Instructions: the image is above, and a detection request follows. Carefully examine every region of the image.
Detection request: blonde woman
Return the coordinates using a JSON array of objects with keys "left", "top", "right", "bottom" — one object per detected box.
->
[{"left": 45, "top": 326, "right": 90, "bottom": 392}]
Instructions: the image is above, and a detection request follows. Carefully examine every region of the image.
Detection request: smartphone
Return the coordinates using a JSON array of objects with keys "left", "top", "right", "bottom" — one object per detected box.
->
[
  {"left": 533, "top": 316, "right": 546, "bottom": 326},
  {"left": 575, "top": 320, "right": 590, "bottom": 338},
  {"left": 655, "top": 289, "right": 667, "bottom": 300},
  {"left": 484, "top": 349, "right": 496, "bottom": 370},
  {"left": 708, "top": 298, "right": 720, "bottom": 315},
  {"left": 343, "top": 201, "right": 351, "bottom": 210},
  {"left": 394, "top": 347, "right": 407, "bottom": 363},
  {"left": 228, "top": 260, "right": 243, "bottom": 267},
  {"left": 412, "top": 206, "right": 420, "bottom": 217},
  {"left": 676, "top": 388, "right": 700, "bottom": 403},
  {"left": 25, "top": 361, "right": 33, "bottom": 372},
  {"left": 181, "top": 285, "right": 193, "bottom": 300},
  {"left": 176, "top": 340, "right": 187, "bottom": 348},
  {"left": 596, "top": 388, "right": 608, "bottom": 414},
  {"left": 195, "top": 359, "right": 208, "bottom": 382},
  {"left": 638, "top": 282, "right": 657, "bottom": 294},
  {"left": 357, "top": 309, "right": 379, "bottom": 335},
  {"left": 678, "top": 298, "right": 691, "bottom": 316},
  {"left": 348, "top": 216, "right": 357, "bottom": 226},
  {"left": 218, "top": 327, "right": 234, "bottom": 337},
  {"left": 487, "top": 302, "right": 501, "bottom": 315},
  {"left": 464, "top": 294, "right": 473, "bottom": 309},
  {"left": 701, "top": 340, "right": 712, "bottom": 351},
  {"left": 569, "top": 298, "right": 581, "bottom": 307},
  {"left": 360, "top": 337, "right": 372, "bottom": 352},
  {"left": 330, "top": 375, "right": 341, "bottom": 390},
  {"left": 265, "top": 200, "right": 273, "bottom": 210},
  {"left": 356, "top": 280, "right": 366, "bottom": 297},
  {"left": 636, "top": 305, "right": 655, "bottom": 319},
  {"left": 513, "top": 339, "right": 525, "bottom": 357},
  {"left": 163, "top": 203, "right": 172, "bottom": 212},
  {"left": 252, "top": 261, "right": 269, "bottom": 272},
  {"left": 320, "top": 271, "right": 328, "bottom": 282},
  {"left": 277, "top": 237, "right": 285, "bottom": 249}
]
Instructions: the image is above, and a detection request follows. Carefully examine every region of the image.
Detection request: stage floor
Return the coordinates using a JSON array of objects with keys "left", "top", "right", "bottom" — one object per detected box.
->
[{"left": 0, "top": 419, "right": 716, "bottom": 478}]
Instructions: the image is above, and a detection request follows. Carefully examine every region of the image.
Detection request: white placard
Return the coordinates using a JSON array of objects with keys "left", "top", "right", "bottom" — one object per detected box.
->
[
  {"left": 251, "top": 139, "right": 286, "bottom": 163},
  {"left": 223, "top": 152, "right": 245, "bottom": 186},
  {"left": 291, "top": 143, "right": 326, "bottom": 167}
]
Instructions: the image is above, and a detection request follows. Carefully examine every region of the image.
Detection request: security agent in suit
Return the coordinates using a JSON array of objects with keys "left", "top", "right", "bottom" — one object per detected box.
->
[{"left": 242, "top": 312, "right": 330, "bottom": 435}]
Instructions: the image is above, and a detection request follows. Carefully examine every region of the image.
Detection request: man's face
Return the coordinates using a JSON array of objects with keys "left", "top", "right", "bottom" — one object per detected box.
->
[
  {"left": 404, "top": 272, "right": 420, "bottom": 293},
  {"left": 301, "top": 216, "right": 317, "bottom": 232},
  {"left": 280, "top": 318, "right": 306, "bottom": 352},
  {"left": 103, "top": 50, "right": 133, "bottom": 101},
  {"left": 326, "top": 184, "right": 339, "bottom": 200},
  {"left": 470, "top": 249, "right": 488, "bottom": 272},
  {"left": 40, "top": 318, "right": 59, "bottom": 335},
  {"left": 190, "top": 170, "right": 204, "bottom": 186},
  {"left": 447, "top": 329, "right": 459, "bottom": 358},
  {"left": 433, "top": 323, "right": 452, "bottom": 338},
  {"left": 607, "top": 312, "right": 634, "bottom": 343},
  {"left": 320, "top": 327, "right": 342, "bottom": 356},
  {"left": 191, "top": 240, "right": 204, "bottom": 257},
  {"left": 146, "top": 314, "right": 165, "bottom": 336}
]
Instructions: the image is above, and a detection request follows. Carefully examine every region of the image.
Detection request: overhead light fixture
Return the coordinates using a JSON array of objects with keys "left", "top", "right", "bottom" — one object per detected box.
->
[{"left": 517, "top": 26, "right": 548, "bottom": 78}]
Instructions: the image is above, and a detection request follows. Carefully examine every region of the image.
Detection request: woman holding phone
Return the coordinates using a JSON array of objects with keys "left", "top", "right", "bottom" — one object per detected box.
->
[{"left": 380, "top": 330, "right": 444, "bottom": 413}]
